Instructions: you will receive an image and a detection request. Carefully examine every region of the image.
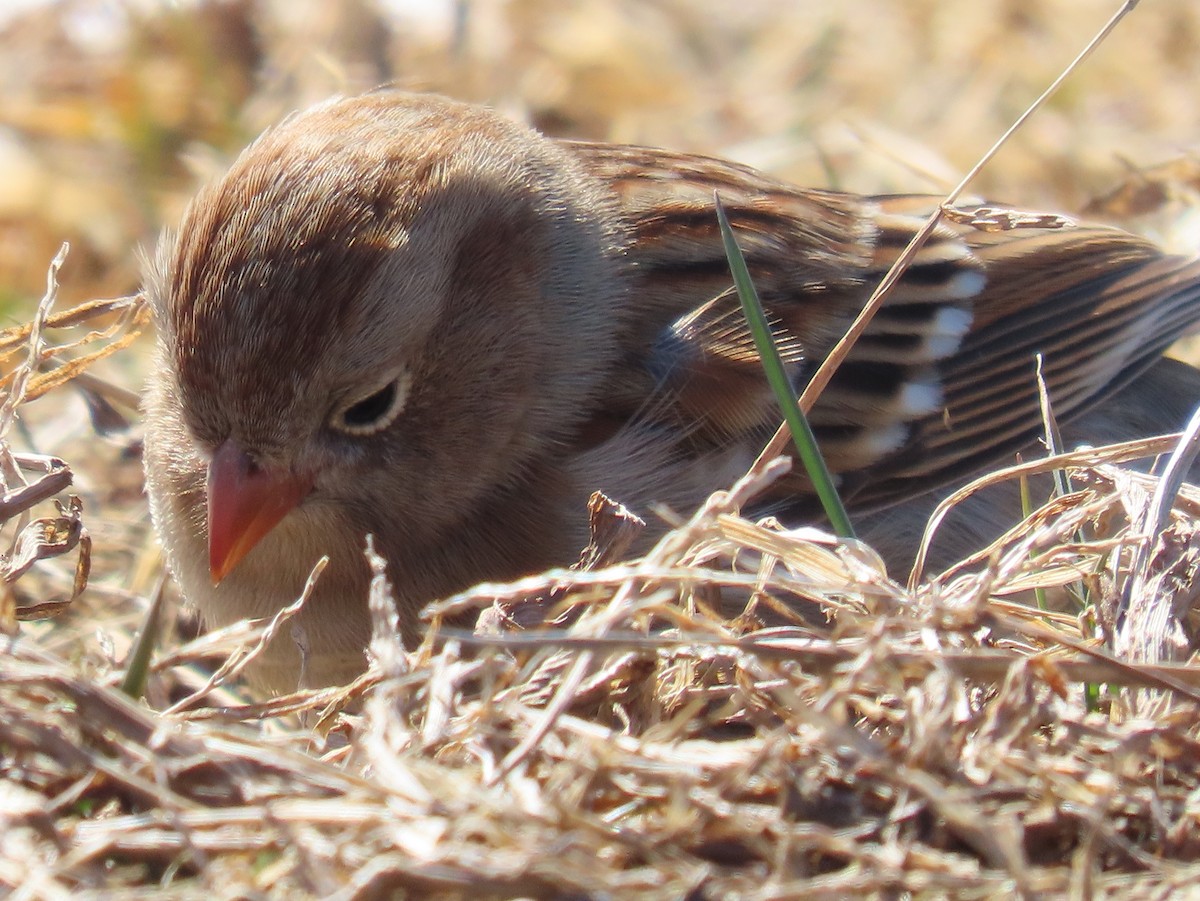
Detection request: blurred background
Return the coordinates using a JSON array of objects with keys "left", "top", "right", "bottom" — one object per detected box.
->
[{"left": 2, "top": 0, "right": 1199, "bottom": 314}]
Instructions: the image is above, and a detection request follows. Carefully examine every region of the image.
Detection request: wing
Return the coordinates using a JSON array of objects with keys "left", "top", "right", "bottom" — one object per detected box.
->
[{"left": 564, "top": 141, "right": 1200, "bottom": 514}]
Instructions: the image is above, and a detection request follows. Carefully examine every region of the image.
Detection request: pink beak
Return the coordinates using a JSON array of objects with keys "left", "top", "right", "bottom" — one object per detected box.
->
[{"left": 207, "top": 440, "right": 314, "bottom": 584}]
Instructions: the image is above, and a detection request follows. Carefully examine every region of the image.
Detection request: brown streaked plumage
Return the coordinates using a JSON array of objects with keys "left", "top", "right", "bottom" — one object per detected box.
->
[{"left": 142, "top": 90, "right": 1200, "bottom": 693}]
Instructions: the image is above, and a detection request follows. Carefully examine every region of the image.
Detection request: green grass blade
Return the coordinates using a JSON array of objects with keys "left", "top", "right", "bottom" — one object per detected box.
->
[
  {"left": 120, "top": 574, "right": 166, "bottom": 699},
  {"left": 715, "top": 194, "right": 855, "bottom": 539}
]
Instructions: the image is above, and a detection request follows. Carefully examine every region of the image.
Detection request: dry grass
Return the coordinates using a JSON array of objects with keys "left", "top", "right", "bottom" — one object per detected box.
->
[
  {"left": 7, "top": 421, "right": 1200, "bottom": 897},
  {"left": 3, "top": 1, "right": 1200, "bottom": 898}
]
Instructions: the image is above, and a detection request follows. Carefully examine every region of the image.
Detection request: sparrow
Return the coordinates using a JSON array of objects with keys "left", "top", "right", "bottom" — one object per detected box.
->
[{"left": 142, "top": 90, "right": 1200, "bottom": 692}]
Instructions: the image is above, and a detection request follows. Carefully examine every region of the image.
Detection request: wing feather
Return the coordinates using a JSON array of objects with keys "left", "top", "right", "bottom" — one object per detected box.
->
[{"left": 564, "top": 141, "right": 1200, "bottom": 516}]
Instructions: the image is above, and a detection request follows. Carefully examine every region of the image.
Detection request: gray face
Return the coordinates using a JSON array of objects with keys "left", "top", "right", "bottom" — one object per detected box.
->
[{"left": 147, "top": 92, "right": 628, "bottom": 540}]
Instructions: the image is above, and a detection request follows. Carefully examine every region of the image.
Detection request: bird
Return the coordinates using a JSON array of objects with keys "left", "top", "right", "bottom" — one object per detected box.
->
[{"left": 141, "top": 89, "right": 1200, "bottom": 693}]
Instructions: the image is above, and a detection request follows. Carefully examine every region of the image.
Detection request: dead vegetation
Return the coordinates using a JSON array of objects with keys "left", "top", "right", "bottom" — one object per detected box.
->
[{"left": 6, "top": 406, "right": 1200, "bottom": 896}]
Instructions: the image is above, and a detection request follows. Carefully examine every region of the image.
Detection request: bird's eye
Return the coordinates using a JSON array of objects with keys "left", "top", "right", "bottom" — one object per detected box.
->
[{"left": 331, "top": 370, "right": 411, "bottom": 436}]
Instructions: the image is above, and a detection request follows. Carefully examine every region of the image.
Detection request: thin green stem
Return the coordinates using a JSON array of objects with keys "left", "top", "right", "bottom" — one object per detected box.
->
[{"left": 715, "top": 195, "right": 855, "bottom": 539}]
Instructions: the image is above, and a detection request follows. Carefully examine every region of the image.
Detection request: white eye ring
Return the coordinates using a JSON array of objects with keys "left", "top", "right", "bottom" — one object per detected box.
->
[{"left": 331, "top": 369, "right": 412, "bottom": 436}]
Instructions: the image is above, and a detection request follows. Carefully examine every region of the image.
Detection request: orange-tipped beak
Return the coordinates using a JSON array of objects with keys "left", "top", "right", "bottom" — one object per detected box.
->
[{"left": 207, "top": 440, "right": 314, "bottom": 584}]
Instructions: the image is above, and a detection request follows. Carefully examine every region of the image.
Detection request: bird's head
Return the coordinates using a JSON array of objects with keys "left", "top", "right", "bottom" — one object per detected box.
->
[{"left": 145, "top": 91, "right": 627, "bottom": 581}]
